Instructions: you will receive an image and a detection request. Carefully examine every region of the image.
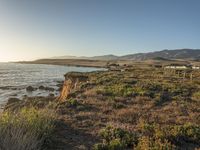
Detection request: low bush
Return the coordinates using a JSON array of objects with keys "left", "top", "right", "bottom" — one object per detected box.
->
[
  {"left": 192, "top": 91, "right": 200, "bottom": 101},
  {"left": 68, "top": 98, "right": 78, "bottom": 107},
  {"left": 93, "top": 126, "right": 138, "bottom": 150},
  {"left": 138, "top": 122, "right": 200, "bottom": 149},
  {"left": 167, "top": 123, "right": 200, "bottom": 146},
  {"left": 136, "top": 136, "right": 175, "bottom": 150},
  {"left": 97, "top": 84, "right": 134, "bottom": 97}
]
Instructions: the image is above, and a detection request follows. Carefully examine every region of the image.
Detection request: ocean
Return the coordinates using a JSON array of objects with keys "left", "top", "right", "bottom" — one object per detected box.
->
[{"left": 0, "top": 63, "right": 103, "bottom": 106}]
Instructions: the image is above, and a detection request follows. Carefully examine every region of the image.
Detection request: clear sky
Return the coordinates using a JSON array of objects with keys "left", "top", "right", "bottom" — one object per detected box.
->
[{"left": 0, "top": 0, "right": 200, "bottom": 61}]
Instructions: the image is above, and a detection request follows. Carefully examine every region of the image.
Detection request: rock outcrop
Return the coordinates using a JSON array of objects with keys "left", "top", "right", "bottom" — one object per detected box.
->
[
  {"left": 57, "top": 72, "right": 89, "bottom": 102},
  {"left": 26, "top": 86, "right": 36, "bottom": 92}
]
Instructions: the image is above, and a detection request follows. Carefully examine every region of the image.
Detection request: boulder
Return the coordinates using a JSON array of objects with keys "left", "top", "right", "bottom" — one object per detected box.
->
[
  {"left": 39, "top": 85, "right": 45, "bottom": 90},
  {"left": 26, "top": 86, "right": 35, "bottom": 92},
  {"left": 44, "top": 87, "right": 55, "bottom": 91},
  {"left": 48, "top": 93, "right": 55, "bottom": 97},
  {"left": 7, "top": 98, "right": 21, "bottom": 105},
  {"left": 38, "top": 86, "right": 54, "bottom": 91}
]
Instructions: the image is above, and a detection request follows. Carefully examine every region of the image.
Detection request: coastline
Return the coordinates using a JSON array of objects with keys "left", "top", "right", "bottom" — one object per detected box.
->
[
  {"left": 17, "top": 59, "right": 110, "bottom": 68},
  {"left": 0, "top": 63, "right": 106, "bottom": 110}
]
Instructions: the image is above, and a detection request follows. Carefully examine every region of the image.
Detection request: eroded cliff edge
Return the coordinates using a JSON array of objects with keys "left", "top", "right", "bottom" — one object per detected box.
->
[{"left": 57, "top": 72, "right": 89, "bottom": 102}]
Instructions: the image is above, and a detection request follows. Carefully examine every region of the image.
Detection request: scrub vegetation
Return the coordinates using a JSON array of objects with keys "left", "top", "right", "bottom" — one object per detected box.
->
[{"left": 2, "top": 65, "right": 200, "bottom": 149}]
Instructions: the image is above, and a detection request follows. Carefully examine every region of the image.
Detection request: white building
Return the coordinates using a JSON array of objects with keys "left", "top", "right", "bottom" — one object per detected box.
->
[
  {"left": 192, "top": 66, "right": 200, "bottom": 69},
  {"left": 165, "top": 65, "right": 200, "bottom": 70},
  {"left": 165, "top": 65, "right": 187, "bottom": 69}
]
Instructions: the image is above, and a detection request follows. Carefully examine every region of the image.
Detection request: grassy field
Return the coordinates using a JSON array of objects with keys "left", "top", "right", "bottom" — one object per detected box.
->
[
  {"left": 55, "top": 66, "right": 200, "bottom": 149},
  {"left": 2, "top": 65, "right": 200, "bottom": 149}
]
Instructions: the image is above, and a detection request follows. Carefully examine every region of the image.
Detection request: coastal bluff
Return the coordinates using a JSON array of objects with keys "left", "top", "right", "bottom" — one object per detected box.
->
[{"left": 57, "top": 72, "right": 89, "bottom": 102}]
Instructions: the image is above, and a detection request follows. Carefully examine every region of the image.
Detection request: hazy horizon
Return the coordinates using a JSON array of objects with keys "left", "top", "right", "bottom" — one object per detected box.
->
[
  {"left": 0, "top": 0, "right": 200, "bottom": 62},
  {"left": 1, "top": 48, "right": 200, "bottom": 63}
]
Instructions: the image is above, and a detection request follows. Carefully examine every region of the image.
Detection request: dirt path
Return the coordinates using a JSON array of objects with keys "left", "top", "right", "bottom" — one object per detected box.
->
[{"left": 50, "top": 111, "right": 100, "bottom": 150}]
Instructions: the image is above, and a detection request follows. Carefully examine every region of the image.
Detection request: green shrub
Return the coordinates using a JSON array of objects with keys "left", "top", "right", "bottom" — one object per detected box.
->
[
  {"left": 168, "top": 123, "right": 200, "bottom": 145},
  {"left": 97, "top": 84, "right": 134, "bottom": 97},
  {"left": 192, "top": 91, "right": 200, "bottom": 101},
  {"left": 93, "top": 143, "right": 108, "bottom": 150},
  {"left": 94, "top": 126, "right": 138, "bottom": 150},
  {"left": 138, "top": 122, "right": 200, "bottom": 149},
  {"left": 132, "top": 87, "right": 146, "bottom": 96},
  {"left": 108, "top": 139, "right": 124, "bottom": 150},
  {"left": 168, "top": 84, "right": 195, "bottom": 100},
  {"left": 136, "top": 136, "right": 175, "bottom": 150},
  {"left": 68, "top": 98, "right": 78, "bottom": 106}
]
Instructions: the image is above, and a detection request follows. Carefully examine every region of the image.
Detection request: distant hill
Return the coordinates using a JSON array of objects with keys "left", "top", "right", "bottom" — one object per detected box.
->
[
  {"left": 49, "top": 54, "right": 118, "bottom": 60},
  {"left": 90, "top": 55, "right": 118, "bottom": 60},
  {"left": 119, "top": 49, "right": 200, "bottom": 60},
  {"left": 46, "top": 49, "right": 200, "bottom": 61},
  {"left": 152, "top": 57, "right": 172, "bottom": 61},
  {"left": 49, "top": 55, "right": 83, "bottom": 59}
]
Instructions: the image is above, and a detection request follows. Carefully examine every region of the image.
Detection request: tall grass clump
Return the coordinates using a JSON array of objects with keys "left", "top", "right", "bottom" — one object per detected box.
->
[{"left": 0, "top": 107, "right": 56, "bottom": 150}]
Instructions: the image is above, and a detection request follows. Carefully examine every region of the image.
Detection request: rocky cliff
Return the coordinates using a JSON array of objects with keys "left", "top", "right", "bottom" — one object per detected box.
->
[{"left": 57, "top": 72, "right": 89, "bottom": 102}]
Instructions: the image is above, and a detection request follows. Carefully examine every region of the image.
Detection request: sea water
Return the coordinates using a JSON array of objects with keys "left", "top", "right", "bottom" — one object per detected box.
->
[{"left": 0, "top": 63, "right": 103, "bottom": 106}]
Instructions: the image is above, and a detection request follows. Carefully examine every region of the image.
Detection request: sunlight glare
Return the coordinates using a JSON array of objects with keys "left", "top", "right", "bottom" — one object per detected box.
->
[{"left": 0, "top": 50, "right": 18, "bottom": 62}]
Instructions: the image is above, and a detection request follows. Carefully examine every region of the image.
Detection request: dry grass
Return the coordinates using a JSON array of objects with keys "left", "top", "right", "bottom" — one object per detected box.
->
[
  {"left": 0, "top": 107, "right": 56, "bottom": 150},
  {"left": 4, "top": 66, "right": 199, "bottom": 149},
  {"left": 61, "top": 67, "right": 200, "bottom": 149}
]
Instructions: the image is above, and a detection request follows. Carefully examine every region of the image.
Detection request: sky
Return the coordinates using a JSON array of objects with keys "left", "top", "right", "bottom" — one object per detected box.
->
[{"left": 0, "top": 0, "right": 200, "bottom": 62}]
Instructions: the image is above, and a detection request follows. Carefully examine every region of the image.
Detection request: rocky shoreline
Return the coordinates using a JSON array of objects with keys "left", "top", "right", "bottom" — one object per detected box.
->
[
  {"left": 3, "top": 82, "right": 62, "bottom": 108},
  {"left": 3, "top": 71, "right": 95, "bottom": 111},
  {"left": 0, "top": 80, "right": 62, "bottom": 111}
]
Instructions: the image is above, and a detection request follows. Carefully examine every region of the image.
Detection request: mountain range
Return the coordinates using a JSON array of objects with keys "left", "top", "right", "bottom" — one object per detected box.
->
[{"left": 48, "top": 49, "right": 200, "bottom": 61}]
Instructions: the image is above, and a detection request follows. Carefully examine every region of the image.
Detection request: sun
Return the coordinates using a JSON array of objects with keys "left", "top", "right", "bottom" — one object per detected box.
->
[
  {"left": 0, "top": 50, "right": 19, "bottom": 62},
  {"left": 0, "top": 51, "right": 10, "bottom": 62}
]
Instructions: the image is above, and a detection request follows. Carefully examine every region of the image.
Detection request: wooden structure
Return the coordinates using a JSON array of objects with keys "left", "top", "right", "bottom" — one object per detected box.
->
[{"left": 163, "top": 67, "right": 194, "bottom": 81}]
